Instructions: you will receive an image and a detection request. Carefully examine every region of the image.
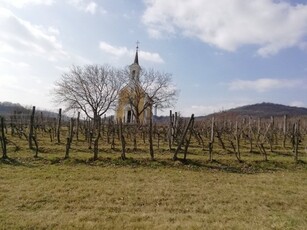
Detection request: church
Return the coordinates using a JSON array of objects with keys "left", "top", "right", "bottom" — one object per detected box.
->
[{"left": 115, "top": 46, "right": 152, "bottom": 124}]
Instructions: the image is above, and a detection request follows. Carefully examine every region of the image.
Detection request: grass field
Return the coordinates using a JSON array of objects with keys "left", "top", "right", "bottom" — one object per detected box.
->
[{"left": 0, "top": 132, "right": 307, "bottom": 229}]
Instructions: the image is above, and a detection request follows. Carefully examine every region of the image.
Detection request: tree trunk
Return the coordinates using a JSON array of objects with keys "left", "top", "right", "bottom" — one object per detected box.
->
[{"left": 93, "top": 114, "right": 101, "bottom": 160}]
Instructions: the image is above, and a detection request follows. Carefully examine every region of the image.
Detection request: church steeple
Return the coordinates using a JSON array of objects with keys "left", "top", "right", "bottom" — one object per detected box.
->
[
  {"left": 129, "top": 41, "right": 141, "bottom": 82},
  {"left": 133, "top": 41, "right": 139, "bottom": 65}
]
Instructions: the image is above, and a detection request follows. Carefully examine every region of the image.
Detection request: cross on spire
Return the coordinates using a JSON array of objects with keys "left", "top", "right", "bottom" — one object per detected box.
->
[{"left": 136, "top": 40, "right": 140, "bottom": 51}]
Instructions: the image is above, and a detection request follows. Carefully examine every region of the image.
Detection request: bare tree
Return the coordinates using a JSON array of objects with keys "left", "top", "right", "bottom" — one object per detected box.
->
[
  {"left": 53, "top": 65, "right": 126, "bottom": 160},
  {"left": 123, "top": 68, "right": 178, "bottom": 125},
  {"left": 53, "top": 65, "right": 125, "bottom": 124}
]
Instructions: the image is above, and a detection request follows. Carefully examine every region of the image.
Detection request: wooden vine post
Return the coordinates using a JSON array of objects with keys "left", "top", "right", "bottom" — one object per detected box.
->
[
  {"left": 148, "top": 107, "right": 154, "bottom": 160},
  {"left": 65, "top": 118, "right": 74, "bottom": 159},
  {"left": 1, "top": 117, "right": 7, "bottom": 159},
  {"left": 119, "top": 119, "right": 126, "bottom": 160},
  {"left": 56, "top": 108, "right": 62, "bottom": 144},
  {"left": 283, "top": 115, "right": 287, "bottom": 148},
  {"left": 248, "top": 116, "right": 253, "bottom": 153},
  {"left": 28, "top": 106, "right": 35, "bottom": 149},
  {"left": 209, "top": 117, "right": 215, "bottom": 162},
  {"left": 76, "top": 111, "right": 80, "bottom": 141},
  {"left": 235, "top": 121, "right": 241, "bottom": 162},
  {"left": 27, "top": 106, "right": 39, "bottom": 157},
  {"left": 269, "top": 116, "right": 274, "bottom": 152},
  {"left": 293, "top": 120, "right": 300, "bottom": 162},
  {"left": 168, "top": 110, "right": 173, "bottom": 151},
  {"left": 173, "top": 114, "right": 194, "bottom": 161},
  {"left": 258, "top": 119, "right": 269, "bottom": 161},
  {"left": 183, "top": 115, "right": 195, "bottom": 161}
]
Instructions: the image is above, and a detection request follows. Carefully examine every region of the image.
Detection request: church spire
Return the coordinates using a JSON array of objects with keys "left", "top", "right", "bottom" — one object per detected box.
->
[
  {"left": 129, "top": 41, "right": 141, "bottom": 83},
  {"left": 133, "top": 41, "right": 139, "bottom": 65}
]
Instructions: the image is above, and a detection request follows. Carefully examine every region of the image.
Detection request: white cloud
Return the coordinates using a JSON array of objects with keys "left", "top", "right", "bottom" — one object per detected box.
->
[
  {"left": 55, "top": 65, "right": 70, "bottom": 73},
  {"left": 0, "top": 75, "right": 18, "bottom": 87},
  {"left": 67, "top": 0, "right": 100, "bottom": 14},
  {"left": 85, "top": 2, "right": 97, "bottom": 14},
  {"left": 0, "top": 6, "right": 92, "bottom": 110},
  {"left": 139, "top": 50, "right": 164, "bottom": 64},
  {"left": 99, "top": 41, "right": 164, "bottom": 63},
  {"left": 0, "top": 74, "right": 50, "bottom": 108},
  {"left": 0, "top": 57, "right": 29, "bottom": 68},
  {"left": 0, "top": 0, "right": 54, "bottom": 8},
  {"left": 143, "top": 0, "right": 307, "bottom": 57},
  {"left": 228, "top": 78, "right": 301, "bottom": 92},
  {"left": 99, "top": 41, "right": 129, "bottom": 57},
  {"left": 0, "top": 41, "right": 15, "bottom": 53},
  {"left": 0, "top": 7, "right": 67, "bottom": 61},
  {"left": 48, "top": 26, "right": 60, "bottom": 36}
]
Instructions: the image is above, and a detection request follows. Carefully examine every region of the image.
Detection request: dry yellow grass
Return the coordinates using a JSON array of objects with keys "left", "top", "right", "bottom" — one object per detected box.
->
[
  {"left": 0, "top": 153, "right": 306, "bottom": 229},
  {"left": 0, "top": 127, "right": 307, "bottom": 229}
]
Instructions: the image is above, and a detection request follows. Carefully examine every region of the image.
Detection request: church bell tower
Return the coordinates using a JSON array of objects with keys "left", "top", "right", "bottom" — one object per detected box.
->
[{"left": 129, "top": 43, "right": 141, "bottom": 83}]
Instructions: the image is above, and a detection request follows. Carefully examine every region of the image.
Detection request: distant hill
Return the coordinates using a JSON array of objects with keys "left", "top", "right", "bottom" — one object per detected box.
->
[
  {"left": 0, "top": 101, "right": 29, "bottom": 115},
  {"left": 0, "top": 101, "right": 63, "bottom": 119},
  {"left": 139, "top": 102, "right": 307, "bottom": 124},
  {"left": 203, "top": 102, "right": 307, "bottom": 119},
  {"left": 2, "top": 101, "right": 307, "bottom": 122}
]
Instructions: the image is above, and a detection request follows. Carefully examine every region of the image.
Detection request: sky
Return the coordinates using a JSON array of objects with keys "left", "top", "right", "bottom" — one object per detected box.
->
[{"left": 1, "top": 0, "right": 307, "bottom": 116}]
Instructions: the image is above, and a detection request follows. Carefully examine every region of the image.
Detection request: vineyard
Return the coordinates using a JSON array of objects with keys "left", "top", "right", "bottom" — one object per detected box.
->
[
  {"left": 1, "top": 106, "right": 307, "bottom": 165},
  {"left": 1, "top": 107, "right": 307, "bottom": 229}
]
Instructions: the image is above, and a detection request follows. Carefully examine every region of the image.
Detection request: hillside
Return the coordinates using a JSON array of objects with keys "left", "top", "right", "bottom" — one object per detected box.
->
[
  {"left": 2, "top": 101, "right": 307, "bottom": 121},
  {"left": 0, "top": 101, "right": 62, "bottom": 119},
  {"left": 205, "top": 102, "right": 307, "bottom": 119},
  {"left": 0, "top": 101, "right": 29, "bottom": 115}
]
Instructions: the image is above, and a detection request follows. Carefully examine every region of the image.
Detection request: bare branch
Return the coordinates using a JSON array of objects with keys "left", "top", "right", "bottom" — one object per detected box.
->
[{"left": 52, "top": 64, "right": 127, "bottom": 120}]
